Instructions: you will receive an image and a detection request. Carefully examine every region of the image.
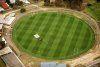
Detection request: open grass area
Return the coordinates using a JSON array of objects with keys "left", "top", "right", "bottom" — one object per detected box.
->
[
  {"left": 12, "top": 12, "right": 95, "bottom": 60},
  {"left": 85, "top": 3, "right": 100, "bottom": 21}
]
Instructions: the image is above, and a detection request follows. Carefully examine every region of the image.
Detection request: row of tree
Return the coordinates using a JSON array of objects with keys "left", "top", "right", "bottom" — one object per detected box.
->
[{"left": 44, "top": 0, "right": 85, "bottom": 10}]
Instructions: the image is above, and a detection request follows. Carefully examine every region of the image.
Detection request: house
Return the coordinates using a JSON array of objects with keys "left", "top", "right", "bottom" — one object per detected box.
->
[
  {"left": 0, "top": 0, "right": 9, "bottom": 9},
  {"left": 4, "top": 13, "right": 15, "bottom": 25},
  {"left": 9, "top": 0, "right": 16, "bottom": 4},
  {"left": 1, "top": 2, "right": 9, "bottom": 10},
  {"left": 0, "top": 17, "right": 5, "bottom": 24}
]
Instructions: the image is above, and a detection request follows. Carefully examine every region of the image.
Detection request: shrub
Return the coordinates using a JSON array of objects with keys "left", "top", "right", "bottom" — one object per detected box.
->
[{"left": 20, "top": 8, "right": 26, "bottom": 13}]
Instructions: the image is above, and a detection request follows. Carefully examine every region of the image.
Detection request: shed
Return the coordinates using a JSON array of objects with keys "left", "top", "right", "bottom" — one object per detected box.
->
[{"left": 41, "top": 62, "right": 66, "bottom": 67}]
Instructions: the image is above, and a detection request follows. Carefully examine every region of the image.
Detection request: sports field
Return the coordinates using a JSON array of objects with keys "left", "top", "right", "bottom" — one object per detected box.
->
[{"left": 12, "top": 12, "right": 95, "bottom": 60}]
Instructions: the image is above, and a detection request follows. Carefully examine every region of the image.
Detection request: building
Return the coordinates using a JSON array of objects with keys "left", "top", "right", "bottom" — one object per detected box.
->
[
  {"left": 41, "top": 62, "right": 66, "bottom": 67},
  {"left": 9, "top": 0, "right": 16, "bottom": 4},
  {"left": 20, "top": 0, "right": 30, "bottom": 4},
  {"left": 0, "top": 7, "right": 5, "bottom": 14},
  {"left": 1, "top": 2, "right": 9, "bottom": 10},
  {"left": 0, "top": 37, "right": 25, "bottom": 67}
]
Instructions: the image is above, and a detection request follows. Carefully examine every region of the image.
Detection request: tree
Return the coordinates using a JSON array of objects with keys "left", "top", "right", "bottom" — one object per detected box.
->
[
  {"left": 34, "top": 0, "right": 39, "bottom": 3},
  {"left": 55, "top": 0, "right": 63, "bottom": 7},
  {"left": 12, "top": 4, "right": 18, "bottom": 9},
  {"left": 16, "top": 1, "right": 24, "bottom": 6},
  {"left": 0, "top": 41, "right": 6, "bottom": 50},
  {"left": 20, "top": 8, "right": 26, "bottom": 13},
  {"left": 44, "top": 0, "right": 50, "bottom": 6},
  {"left": 63, "top": 0, "right": 83, "bottom": 10}
]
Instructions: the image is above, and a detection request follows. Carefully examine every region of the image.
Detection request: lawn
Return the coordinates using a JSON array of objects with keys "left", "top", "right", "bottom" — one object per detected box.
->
[
  {"left": 85, "top": 3, "right": 100, "bottom": 21},
  {"left": 12, "top": 12, "right": 95, "bottom": 60}
]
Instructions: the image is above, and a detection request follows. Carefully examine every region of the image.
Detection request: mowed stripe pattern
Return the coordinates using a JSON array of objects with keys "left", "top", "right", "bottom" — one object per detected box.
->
[{"left": 12, "top": 12, "right": 95, "bottom": 60}]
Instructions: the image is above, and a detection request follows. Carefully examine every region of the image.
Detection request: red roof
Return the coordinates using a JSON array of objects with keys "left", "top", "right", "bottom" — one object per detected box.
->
[{"left": 1, "top": 2, "right": 9, "bottom": 9}]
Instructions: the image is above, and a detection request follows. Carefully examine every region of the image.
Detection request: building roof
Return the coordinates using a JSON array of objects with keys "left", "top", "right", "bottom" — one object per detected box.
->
[
  {"left": 1, "top": 51, "right": 24, "bottom": 67},
  {"left": 10, "top": 0, "right": 16, "bottom": 3},
  {"left": 57, "top": 63, "right": 66, "bottom": 67},
  {"left": 20, "top": 0, "right": 30, "bottom": 4},
  {"left": 0, "top": 47, "right": 12, "bottom": 56},
  {"left": 1, "top": 2, "right": 9, "bottom": 9},
  {"left": 34, "top": 34, "right": 40, "bottom": 39},
  {"left": 5, "top": 17, "right": 15, "bottom": 25},
  {"left": 41, "top": 62, "right": 66, "bottom": 67},
  {"left": 0, "top": 17, "right": 5, "bottom": 24},
  {"left": 0, "top": 7, "right": 4, "bottom": 12}
]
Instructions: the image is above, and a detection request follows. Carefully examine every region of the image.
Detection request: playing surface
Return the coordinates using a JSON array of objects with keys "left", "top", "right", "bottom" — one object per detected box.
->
[{"left": 12, "top": 12, "right": 95, "bottom": 60}]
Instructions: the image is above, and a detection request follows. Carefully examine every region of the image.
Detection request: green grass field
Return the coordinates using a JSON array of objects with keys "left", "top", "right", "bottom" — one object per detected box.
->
[{"left": 12, "top": 12, "right": 95, "bottom": 60}]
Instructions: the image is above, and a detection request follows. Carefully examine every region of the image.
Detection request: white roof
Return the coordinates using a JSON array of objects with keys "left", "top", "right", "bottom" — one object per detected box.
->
[
  {"left": 5, "top": 17, "right": 15, "bottom": 25},
  {"left": 41, "top": 62, "right": 66, "bottom": 67},
  {"left": 0, "top": 24, "right": 3, "bottom": 29},
  {"left": 57, "top": 63, "right": 66, "bottom": 67},
  {"left": 0, "top": 17, "right": 5, "bottom": 24},
  {"left": 20, "top": 0, "right": 30, "bottom": 4},
  {"left": 0, "top": 7, "right": 4, "bottom": 12},
  {"left": 0, "top": 47, "right": 12, "bottom": 56},
  {"left": 34, "top": 34, "right": 40, "bottom": 39},
  {"left": 10, "top": 0, "right": 16, "bottom": 3},
  {"left": 0, "top": 13, "right": 15, "bottom": 25},
  {"left": 2, "top": 37, "right": 7, "bottom": 44},
  {"left": 8, "top": 13, "right": 15, "bottom": 17},
  {"left": 5, "top": 13, "right": 15, "bottom": 25},
  {"left": 41, "top": 62, "right": 56, "bottom": 67}
]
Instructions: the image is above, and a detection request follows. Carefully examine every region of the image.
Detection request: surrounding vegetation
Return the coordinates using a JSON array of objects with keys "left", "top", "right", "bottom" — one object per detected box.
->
[
  {"left": 44, "top": 0, "right": 84, "bottom": 10},
  {"left": 85, "top": 3, "right": 100, "bottom": 22},
  {"left": 0, "top": 58, "right": 6, "bottom": 67},
  {"left": 12, "top": 12, "right": 95, "bottom": 60},
  {"left": 20, "top": 8, "right": 26, "bottom": 13}
]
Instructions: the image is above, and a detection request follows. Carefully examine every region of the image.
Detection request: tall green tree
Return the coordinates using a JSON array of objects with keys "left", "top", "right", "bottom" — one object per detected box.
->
[
  {"left": 55, "top": 0, "right": 63, "bottom": 6},
  {"left": 63, "top": 0, "right": 83, "bottom": 10},
  {"left": 44, "top": 0, "right": 50, "bottom": 6}
]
